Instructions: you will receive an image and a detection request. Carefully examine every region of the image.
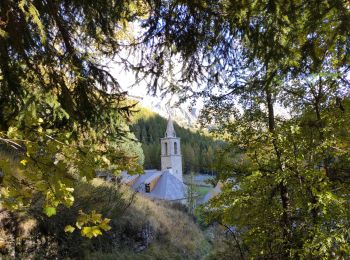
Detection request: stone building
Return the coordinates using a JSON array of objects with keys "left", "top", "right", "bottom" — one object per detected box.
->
[{"left": 121, "top": 117, "right": 186, "bottom": 201}]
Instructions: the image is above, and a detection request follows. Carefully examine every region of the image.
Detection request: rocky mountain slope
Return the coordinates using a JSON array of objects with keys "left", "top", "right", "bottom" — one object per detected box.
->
[{"left": 129, "top": 93, "right": 200, "bottom": 128}]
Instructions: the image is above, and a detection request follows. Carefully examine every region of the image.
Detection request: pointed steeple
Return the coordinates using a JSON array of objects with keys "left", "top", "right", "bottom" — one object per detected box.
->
[
  {"left": 161, "top": 115, "right": 182, "bottom": 182},
  {"left": 165, "top": 116, "right": 176, "bottom": 137}
]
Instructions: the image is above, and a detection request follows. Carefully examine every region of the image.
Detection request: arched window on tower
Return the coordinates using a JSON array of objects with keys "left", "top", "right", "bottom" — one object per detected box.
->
[
  {"left": 164, "top": 142, "right": 168, "bottom": 155},
  {"left": 174, "top": 142, "right": 178, "bottom": 155}
]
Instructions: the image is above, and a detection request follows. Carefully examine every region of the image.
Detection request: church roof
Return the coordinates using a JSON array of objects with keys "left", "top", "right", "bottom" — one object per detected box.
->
[
  {"left": 131, "top": 170, "right": 162, "bottom": 192},
  {"left": 165, "top": 116, "right": 176, "bottom": 137},
  {"left": 123, "top": 170, "right": 186, "bottom": 201},
  {"left": 148, "top": 171, "right": 186, "bottom": 200}
]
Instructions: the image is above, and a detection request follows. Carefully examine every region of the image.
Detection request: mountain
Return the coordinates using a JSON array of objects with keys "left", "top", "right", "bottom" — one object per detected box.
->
[{"left": 129, "top": 93, "right": 200, "bottom": 128}]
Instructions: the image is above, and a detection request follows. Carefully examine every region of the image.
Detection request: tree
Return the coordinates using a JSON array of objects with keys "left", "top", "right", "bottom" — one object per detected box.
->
[
  {"left": 2, "top": 0, "right": 349, "bottom": 255},
  {"left": 187, "top": 172, "right": 196, "bottom": 215},
  {"left": 128, "top": 0, "right": 350, "bottom": 257},
  {"left": 182, "top": 143, "right": 195, "bottom": 173},
  {"left": 0, "top": 0, "right": 147, "bottom": 231}
]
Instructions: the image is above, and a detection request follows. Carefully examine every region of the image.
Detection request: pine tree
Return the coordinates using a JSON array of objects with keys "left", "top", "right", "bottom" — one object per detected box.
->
[{"left": 0, "top": 0, "right": 148, "bottom": 228}]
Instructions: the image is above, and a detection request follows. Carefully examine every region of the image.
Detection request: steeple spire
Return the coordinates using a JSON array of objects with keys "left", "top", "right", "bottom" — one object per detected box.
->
[
  {"left": 161, "top": 115, "right": 182, "bottom": 182},
  {"left": 165, "top": 116, "right": 176, "bottom": 137}
]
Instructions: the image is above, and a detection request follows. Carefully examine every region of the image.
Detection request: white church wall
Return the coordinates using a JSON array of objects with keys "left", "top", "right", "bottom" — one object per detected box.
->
[{"left": 160, "top": 126, "right": 183, "bottom": 182}]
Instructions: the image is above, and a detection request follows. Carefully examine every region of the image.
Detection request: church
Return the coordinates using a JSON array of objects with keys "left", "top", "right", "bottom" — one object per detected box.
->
[{"left": 121, "top": 117, "right": 187, "bottom": 201}]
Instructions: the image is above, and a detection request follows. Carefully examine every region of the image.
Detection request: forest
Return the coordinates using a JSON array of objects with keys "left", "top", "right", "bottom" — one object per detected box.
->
[
  {"left": 0, "top": 0, "right": 350, "bottom": 259},
  {"left": 130, "top": 106, "right": 218, "bottom": 174}
]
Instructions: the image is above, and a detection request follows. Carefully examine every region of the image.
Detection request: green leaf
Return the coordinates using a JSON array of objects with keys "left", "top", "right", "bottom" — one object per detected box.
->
[
  {"left": 43, "top": 206, "right": 56, "bottom": 217},
  {"left": 0, "top": 28, "right": 8, "bottom": 38},
  {"left": 35, "top": 180, "right": 47, "bottom": 191}
]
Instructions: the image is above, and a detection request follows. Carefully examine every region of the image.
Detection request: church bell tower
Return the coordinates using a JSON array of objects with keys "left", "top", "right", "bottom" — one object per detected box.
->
[{"left": 160, "top": 117, "right": 183, "bottom": 182}]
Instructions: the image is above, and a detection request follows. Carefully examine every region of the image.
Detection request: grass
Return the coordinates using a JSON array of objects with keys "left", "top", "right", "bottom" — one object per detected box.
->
[
  {"left": 1, "top": 178, "right": 211, "bottom": 259},
  {"left": 196, "top": 186, "right": 211, "bottom": 198},
  {"left": 106, "top": 188, "right": 211, "bottom": 259}
]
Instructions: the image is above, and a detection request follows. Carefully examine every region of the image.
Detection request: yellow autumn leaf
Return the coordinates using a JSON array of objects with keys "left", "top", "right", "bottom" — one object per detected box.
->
[
  {"left": 99, "top": 219, "right": 111, "bottom": 231},
  {"left": 81, "top": 226, "right": 93, "bottom": 238},
  {"left": 20, "top": 159, "right": 28, "bottom": 166},
  {"left": 91, "top": 226, "right": 103, "bottom": 237},
  {"left": 64, "top": 225, "right": 75, "bottom": 233}
]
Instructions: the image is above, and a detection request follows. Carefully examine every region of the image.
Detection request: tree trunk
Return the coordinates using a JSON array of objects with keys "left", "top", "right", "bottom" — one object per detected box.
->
[{"left": 265, "top": 82, "right": 292, "bottom": 254}]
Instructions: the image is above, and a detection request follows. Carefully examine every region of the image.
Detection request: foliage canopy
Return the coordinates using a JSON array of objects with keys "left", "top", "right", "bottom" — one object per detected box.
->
[
  {"left": 1, "top": 0, "right": 350, "bottom": 257},
  {"left": 128, "top": 0, "right": 350, "bottom": 257},
  {"left": 0, "top": 0, "right": 146, "bottom": 229}
]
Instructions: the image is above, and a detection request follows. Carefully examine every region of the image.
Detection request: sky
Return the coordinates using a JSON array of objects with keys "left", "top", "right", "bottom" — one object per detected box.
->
[
  {"left": 106, "top": 56, "right": 205, "bottom": 118},
  {"left": 107, "top": 59, "right": 293, "bottom": 123}
]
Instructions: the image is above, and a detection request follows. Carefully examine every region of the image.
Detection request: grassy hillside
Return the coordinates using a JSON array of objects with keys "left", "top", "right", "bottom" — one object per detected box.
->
[
  {"left": 88, "top": 182, "right": 210, "bottom": 259},
  {"left": 0, "top": 179, "right": 210, "bottom": 259}
]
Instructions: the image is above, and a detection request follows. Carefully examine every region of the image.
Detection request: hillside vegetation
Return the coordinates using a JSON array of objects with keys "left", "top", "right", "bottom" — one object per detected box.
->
[{"left": 0, "top": 178, "right": 210, "bottom": 259}]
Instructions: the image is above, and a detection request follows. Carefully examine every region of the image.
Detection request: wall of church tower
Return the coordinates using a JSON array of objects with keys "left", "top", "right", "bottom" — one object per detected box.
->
[{"left": 160, "top": 137, "right": 183, "bottom": 182}]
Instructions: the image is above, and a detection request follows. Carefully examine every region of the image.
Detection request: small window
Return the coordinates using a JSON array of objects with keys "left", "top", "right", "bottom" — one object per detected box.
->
[
  {"left": 145, "top": 183, "right": 150, "bottom": 193},
  {"left": 174, "top": 142, "right": 178, "bottom": 154},
  {"left": 164, "top": 142, "right": 168, "bottom": 155}
]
